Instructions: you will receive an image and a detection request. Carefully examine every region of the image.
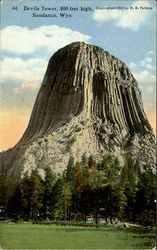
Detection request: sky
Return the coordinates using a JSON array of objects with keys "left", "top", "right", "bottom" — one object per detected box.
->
[{"left": 0, "top": 0, "right": 156, "bottom": 151}]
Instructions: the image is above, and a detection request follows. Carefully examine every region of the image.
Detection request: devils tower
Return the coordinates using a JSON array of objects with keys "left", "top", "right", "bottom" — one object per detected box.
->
[{"left": 0, "top": 42, "right": 155, "bottom": 178}]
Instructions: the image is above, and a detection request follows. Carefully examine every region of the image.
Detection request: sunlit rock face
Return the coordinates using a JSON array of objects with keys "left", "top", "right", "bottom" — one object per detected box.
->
[{"left": 0, "top": 42, "right": 155, "bottom": 178}]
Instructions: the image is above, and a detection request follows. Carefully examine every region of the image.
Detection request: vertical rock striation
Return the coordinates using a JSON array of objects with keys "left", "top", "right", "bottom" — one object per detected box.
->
[{"left": 0, "top": 42, "right": 155, "bottom": 178}]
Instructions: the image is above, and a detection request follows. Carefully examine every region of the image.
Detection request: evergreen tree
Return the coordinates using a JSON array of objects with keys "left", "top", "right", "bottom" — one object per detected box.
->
[
  {"left": 95, "top": 154, "right": 126, "bottom": 222},
  {"left": 62, "top": 181, "right": 73, "bottom": 220},
  {"left": 134, "top": 168, "right": 156, "bottom": 225},
  {"left": 53, "top": 177, "right": 73, "bottom": 220},
  {"left": 52, "top": 178, "right": 64, "bottom": 218},
  {"left": 122, "top": 155, "right": 139, "bottom": 220},
  {"left": 7, "top": 183, "right": 23, "bottom": 220},
  {"left": 21, "top": 171, "right": 43, "bottom": 220},
  {"left": 65, "top": 156, "right": 75, "bottom": 184},
  {"left": 41, "top": 167, "right": 56, "bottom": 219},
  {"left": 0, "top": 175, "right": 14, "bottom": 217}
]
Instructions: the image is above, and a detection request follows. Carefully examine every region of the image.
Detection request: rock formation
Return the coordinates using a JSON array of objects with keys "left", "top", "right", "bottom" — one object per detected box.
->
[{"left": 0, "top": 42, "right": 155, "bottom": 178}]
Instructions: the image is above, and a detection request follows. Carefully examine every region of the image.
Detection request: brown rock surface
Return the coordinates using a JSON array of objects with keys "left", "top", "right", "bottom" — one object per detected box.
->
[{"left": 0, "top": 42, "right": 155, "bottom": 178}]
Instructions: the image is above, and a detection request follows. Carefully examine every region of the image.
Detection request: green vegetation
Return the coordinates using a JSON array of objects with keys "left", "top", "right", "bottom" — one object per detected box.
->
[
  {"left": 0, "top": 153, "right": 155, "bottom": 227},
  {"left": 0, "top": 223, "right": 155, "bottom": 249}
]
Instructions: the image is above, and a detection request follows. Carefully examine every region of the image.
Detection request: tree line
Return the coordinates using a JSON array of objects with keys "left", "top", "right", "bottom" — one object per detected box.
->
[{"left": 0, "top": 153, "right": 155, "bottom": 226}]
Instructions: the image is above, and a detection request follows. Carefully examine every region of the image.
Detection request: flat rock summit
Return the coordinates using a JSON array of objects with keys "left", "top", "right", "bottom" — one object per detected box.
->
[{"left": 0, "top": 42, "right": 155, "bottom": 178}]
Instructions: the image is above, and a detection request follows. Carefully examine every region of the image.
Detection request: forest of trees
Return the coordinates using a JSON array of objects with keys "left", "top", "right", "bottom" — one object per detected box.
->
[{"left": 0, "top": 153, "right": 156, "bottom": 226}]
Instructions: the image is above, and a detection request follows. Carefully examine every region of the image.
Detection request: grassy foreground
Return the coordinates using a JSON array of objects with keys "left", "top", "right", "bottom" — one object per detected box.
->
[{"left": 0, "top": 223, "right": 155, "bottom": 249}]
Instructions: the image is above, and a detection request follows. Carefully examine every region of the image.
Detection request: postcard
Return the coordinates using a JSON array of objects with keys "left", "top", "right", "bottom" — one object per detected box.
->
[{"left": 0, "top": 0, "right": 156, "bottom": 249}]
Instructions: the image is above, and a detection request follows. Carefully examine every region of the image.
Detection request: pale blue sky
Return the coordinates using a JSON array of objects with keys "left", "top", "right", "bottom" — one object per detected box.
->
[{"left": 0, "top": 0, "right": 156, "bottom": 150}]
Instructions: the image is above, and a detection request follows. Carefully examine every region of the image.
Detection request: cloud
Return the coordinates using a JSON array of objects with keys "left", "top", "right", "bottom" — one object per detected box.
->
[
  {"left": 147, "top": 50, "right": 154, "bottom": 55},
  {"left": 131, "top": 65, "right": 156, "bottom": 133},
  {"left": 129, "top": 55, "right": 156, "bottom": 103},
  {"left": 144, "top": 86, "right": 154, "bottom": 94},
  {"left": 140, "top": 57, "right": 155, "bottom": 69},
  {"left": 129, "top": 62, "right": 137, "bottom": 71},
  {"left": 140, "top": 57, "right": 152, "bottom": 65},
  {"left": 134, "top": 70, "right": 155, "bottom": 84},
  {"left": 133, "top": 70, "right": 155, "bottom": 109},
  {"left": 13, "top": 82, "right": 40, "bottom": 94},
  {"left": 129, "top": 54, "right": 155, "bottom": 72},
  {"left": 93, "top": 1, "right": 153, "bottom": 31},
  {"left": 21, "top": 82, "right": 40, "bottom": 90},
  {"left": 1, "top": 57, "right": 47, "bottom": 84},
  {"left": 1, "top": 25, "right": 91, "bottom": 55}
]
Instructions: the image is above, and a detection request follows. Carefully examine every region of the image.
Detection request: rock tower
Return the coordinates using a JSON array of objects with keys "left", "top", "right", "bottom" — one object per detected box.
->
[{"left": 0, "top": 42, "right": 155, "bottom": 178}]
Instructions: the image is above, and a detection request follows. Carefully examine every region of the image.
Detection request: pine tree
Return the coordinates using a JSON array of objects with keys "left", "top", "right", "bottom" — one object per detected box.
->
[
  {"left": 134, "top": 168, "right": 156, "bottom": 225},
  {"left": 122, "top": 154, "right": 139, "bottom": 220},
  {"left": 41, "top": 167, "right": 56, "bottom": 219},
  {"left": 21, "top": 171, "right": 43, "bottom": 220},
  {"left": 7, "top": 184, "right": 23, "bottom": 220},
  {"left": 0, "top": 175, "right": 14, "bottom": 217},
  {"left": 65, "top": 156, "right": 75, "bottom": 184}
]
